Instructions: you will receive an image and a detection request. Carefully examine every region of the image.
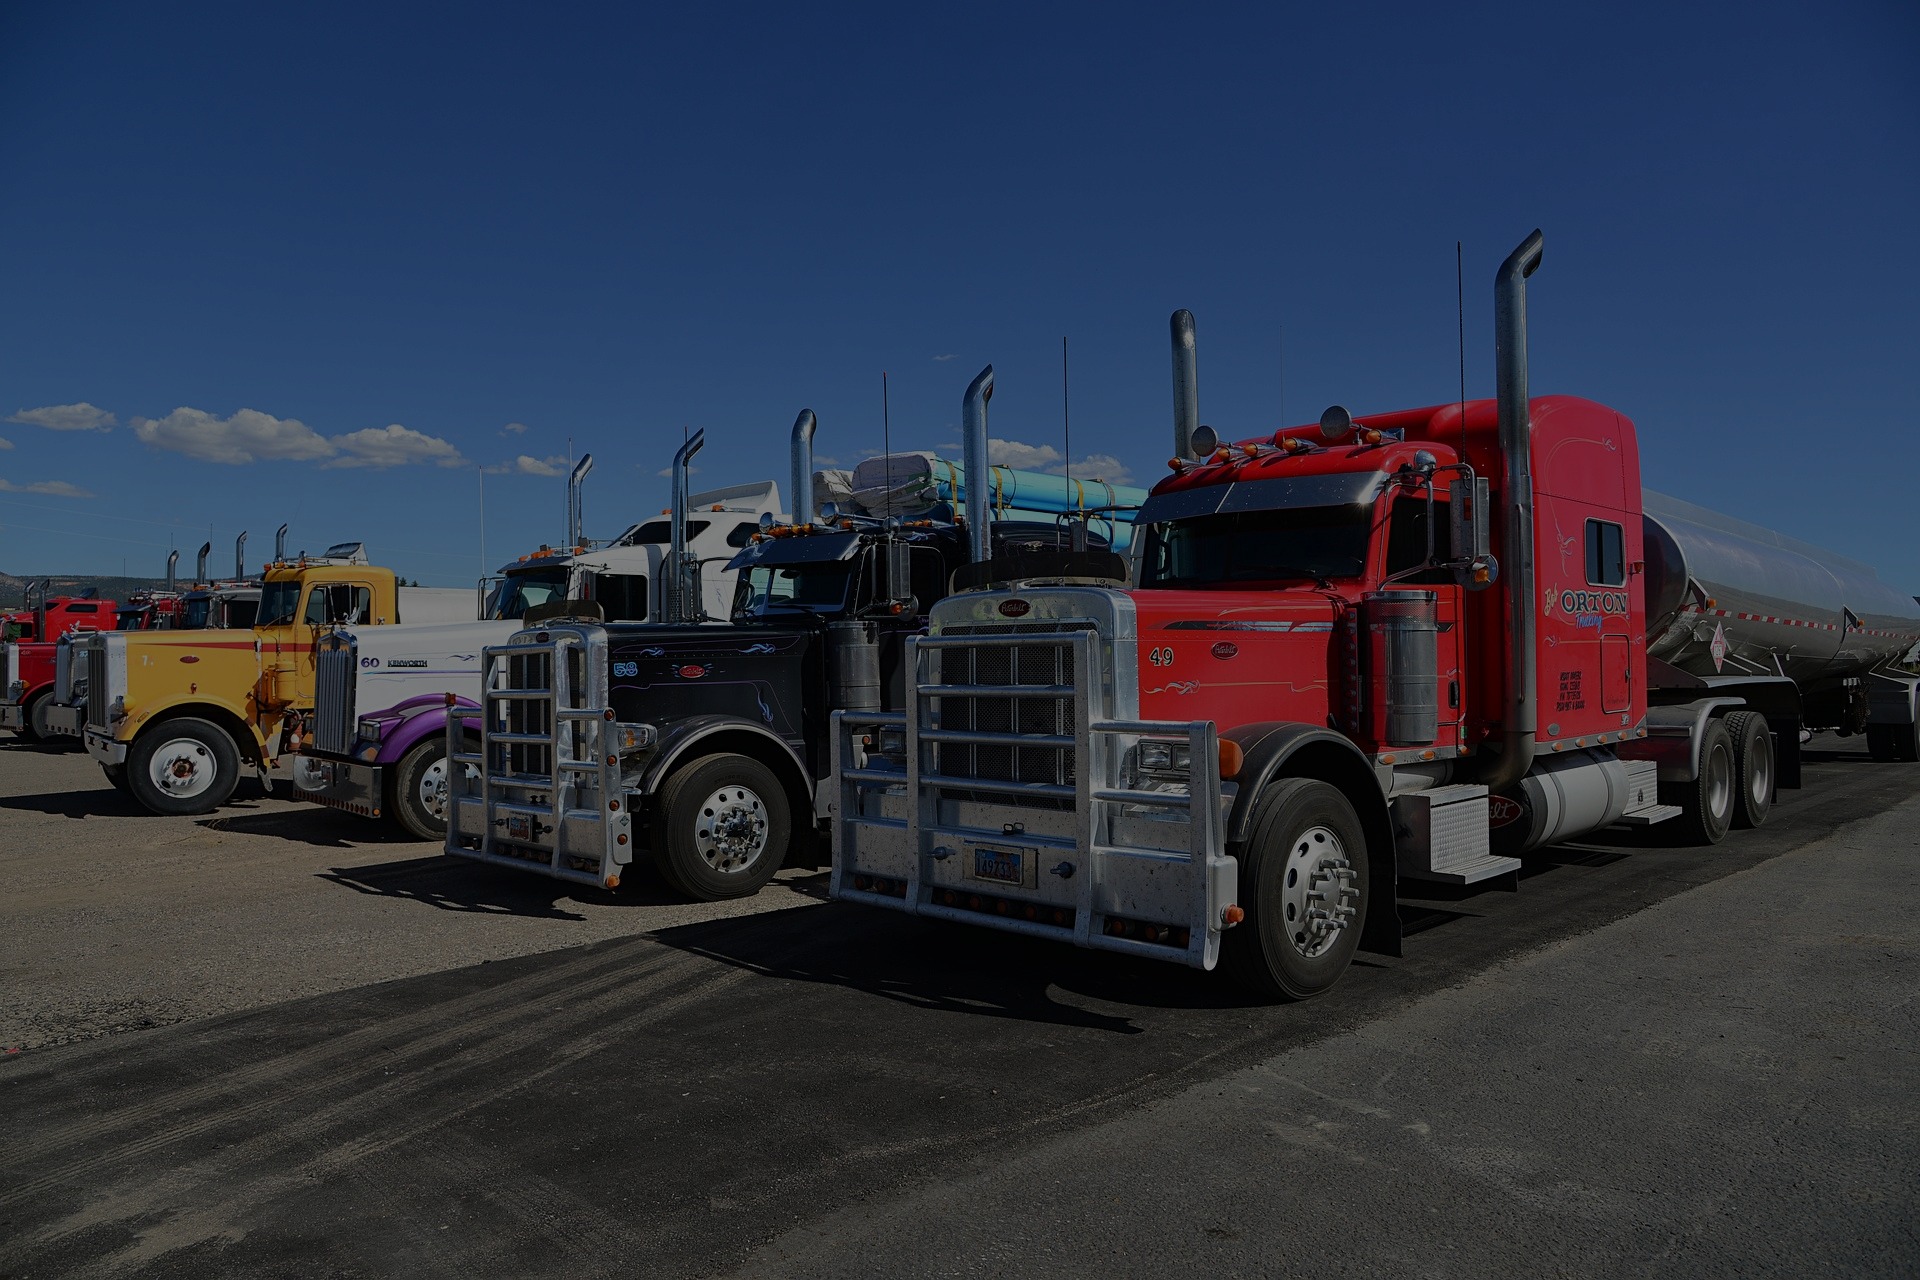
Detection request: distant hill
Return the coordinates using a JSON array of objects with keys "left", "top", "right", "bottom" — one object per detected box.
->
[{"left": 1, "top": 573, "right": 171, "bottom": 610}]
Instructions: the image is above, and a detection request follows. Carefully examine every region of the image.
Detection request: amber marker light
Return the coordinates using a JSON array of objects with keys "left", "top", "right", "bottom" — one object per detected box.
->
[
  {"left": 1217, "top": 738, "right": 1244, "bottom": 779},
  {"left": 1221, "top": 904, "right": 1246, "bottom": 927}
]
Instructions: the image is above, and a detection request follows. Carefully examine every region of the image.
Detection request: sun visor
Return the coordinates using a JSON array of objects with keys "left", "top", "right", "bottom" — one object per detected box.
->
[{"left": 1136, "top": 472, "right": 1389, "bottom": 525}]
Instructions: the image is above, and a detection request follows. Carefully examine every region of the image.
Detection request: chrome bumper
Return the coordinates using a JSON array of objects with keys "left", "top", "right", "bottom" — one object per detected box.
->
[
  {"left": 44, "top": 704, "right": 84, "bottom": 737},
  {"left": 0, "top": 703, "right": 23, "bottom": 731},
  {"left": 831, "top": 630, "right": 1238, "bottom": 971},
  {"left": 293, "top": 753, "right": 385, "bottom": 819},
  {"left": 85, "top": 729, "right": 128, "bottom": 767}
]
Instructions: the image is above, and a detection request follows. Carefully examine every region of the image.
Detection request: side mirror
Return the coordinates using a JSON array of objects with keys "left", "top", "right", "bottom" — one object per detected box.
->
[
  {"left": 1449, "top": 476, "right": 1498, "bottom": 590},
  {"left": 884, "top": 538, "right": 913, "bottom": 608}
]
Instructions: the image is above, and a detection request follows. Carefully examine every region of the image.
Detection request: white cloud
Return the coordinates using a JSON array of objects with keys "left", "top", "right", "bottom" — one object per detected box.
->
[
  {"left": 988, "top": 439, "right": 1064, "bottom": 470},
  {"left": 8, "top": 402, "right": 116, "bottom": 432},
  {"left": 656, "top": 465, "right": 701, "bottom": 477},
  {"left": 486, "top": 454, "right": 569, "bottom": 476},
  {"left": 500, "top": 421, "right": 529, "bottom": 435},
  {"left": 0, "top": 436, "right": 12, "bottom": 450},
  {"left": 326, "top": 423, "right": 467, "bottom": 470},
  {"left": 987, "top": 438, "right": 1133, "bottom": 485},
  {"left": 132, "top": 407, "right": 335, "bottom": 464},
  {"left": 0, "top": 477, "right": 94, "bottom": 498},
  {"left": 932, "top": 354, "right": 958, "bottom": 362},
  {"left": 132, "top": 405, "right": 466, "bottom": 471}
]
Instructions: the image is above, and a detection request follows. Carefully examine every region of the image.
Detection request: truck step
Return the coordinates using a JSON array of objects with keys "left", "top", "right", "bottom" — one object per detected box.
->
[
  {"left": 1400, "top": 851, "right": 1522, "bottom": 886},
  {"left": 1615, "top": 804, "right": 1683, "bottom": 827}
]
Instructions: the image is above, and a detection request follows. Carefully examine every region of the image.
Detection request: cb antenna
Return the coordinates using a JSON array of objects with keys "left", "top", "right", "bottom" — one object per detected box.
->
[
  {"left": 1061, "top": 336, "right": 1073, "bottom": 550},
  {"left": 1457, "top": 240, "right": 1468, "bottom": 453},
  {"left": 1278, "top": 324, "right": 1285, "bottom": 428},
  {"left": 881, "top": 371, "right": 891, "bottom": 519}
]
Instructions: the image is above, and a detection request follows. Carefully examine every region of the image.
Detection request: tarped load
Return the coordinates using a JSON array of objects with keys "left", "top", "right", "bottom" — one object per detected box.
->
[{"left": 816, "top": 452, "right": 1147, "bottom": 550}]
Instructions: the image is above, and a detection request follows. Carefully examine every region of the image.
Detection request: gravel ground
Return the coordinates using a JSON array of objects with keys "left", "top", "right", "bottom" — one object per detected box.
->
[{"left": 0, "top": 740, "right": 826, "bottom": 1051}]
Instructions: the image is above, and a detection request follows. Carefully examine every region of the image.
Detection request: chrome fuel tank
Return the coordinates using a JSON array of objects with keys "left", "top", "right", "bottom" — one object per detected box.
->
[{"left": 1642, "top": 490, "right": 1920, "bottom": 688}]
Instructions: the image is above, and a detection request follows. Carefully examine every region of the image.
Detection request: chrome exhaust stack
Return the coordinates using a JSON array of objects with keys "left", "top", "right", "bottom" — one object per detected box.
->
[
  {"left": 275, "top": 523, "right": 289, "bottom": 562},
  {"left": 165, "top": 550, "right": 179, "bottom": 594},
  {"left": 567, "top": 454, "right": 594, "bottom": 548},
  {"left": 1479, "top": 228, "right": 1546, "bottom": 794},
  {"left": 1171, "top": 309, "right": 1200, "bottom": 460},
  {"left": 962, "top": 366, "right": 995, "bottom": 564},
  {"left": 668, "top": 430, "right": 706, "bottom": 622},
  {"left": 195, "top": 542, "right": 211, "bottom": 585},
  {"left": 790, "top": 409, "right": 818, "bottom": 526},
  {"left": 235, "top": 531, "right": 248, "bottom": 580}
]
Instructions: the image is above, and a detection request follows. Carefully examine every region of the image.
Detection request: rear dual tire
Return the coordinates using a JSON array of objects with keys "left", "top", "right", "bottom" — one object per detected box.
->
[
  {"left": 1724, "top": 710, "right": 1773, "bottom": 830},
  {"left": 1659, "top": 718, "right": 1735, "bottom": 845},
  {"left": 1867, "top": 723, "right": 1920, "bottom": 763}
]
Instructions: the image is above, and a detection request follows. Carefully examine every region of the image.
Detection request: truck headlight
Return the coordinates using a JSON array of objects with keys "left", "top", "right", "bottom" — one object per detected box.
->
[
  {"left": 612, "top": 722, "right": 656, "bottom": 755},
  {"left": 1134, "top": 740, "right": 1191, "bottom": 775},
  {"left": 358, "top": 718, "right": 384, "bottom": 743}
]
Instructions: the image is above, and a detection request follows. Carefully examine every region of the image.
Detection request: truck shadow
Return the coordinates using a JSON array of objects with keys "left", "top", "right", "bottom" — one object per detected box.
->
[
  {"left": 312, "top": 856, "right": 829, "bottom": 922},
  {"left": 0, "top": 787, "right": 151, "bottom": 818},
  {"left": 198, "top": 807, "right": 425, "bottom": 848},
  {"left": 0, "top": 737, "right": 83, "bottom": 755},
  {"left": 650, "top": 901, "right": 1271, "bottom": 1032}
]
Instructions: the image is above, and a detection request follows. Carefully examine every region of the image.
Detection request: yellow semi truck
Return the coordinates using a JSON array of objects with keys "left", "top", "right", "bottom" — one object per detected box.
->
[{"left": 77, "top": 542, "right": 471, "bottom": 815}]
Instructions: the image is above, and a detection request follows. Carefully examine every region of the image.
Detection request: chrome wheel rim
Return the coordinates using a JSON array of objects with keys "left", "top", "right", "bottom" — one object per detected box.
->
[
  {"left": 1747, "top": 736, "right": 1772, "bottom": 810},
  {"left": 292, "top": 755, "right": 329, "bottom": 792},
  {"left": 1707, "top": 744, "right": 1733, "bottom": 820},
  {"left": 694, "top": 784, "right": 769, "bottom": 873},
  {"left": 417, "top": 757, "right": 476, "bottom": 822},
  {"left": 149, "top": 736, "right": 219, "bottom": 800},
  {"left": 1281, "top": 824, "right": 1358, "bottom": 960}
]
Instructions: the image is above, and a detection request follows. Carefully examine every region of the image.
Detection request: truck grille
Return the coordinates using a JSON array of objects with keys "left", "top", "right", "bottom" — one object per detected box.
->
[
  {"left": 85, "top": 644, "right": 109, "bottom": 731},
  {"left": 930, "top": 622, "right": 1088, "bottom": 807},
  {"left": 312, "top": 640, "right": 356, "bottom": 756}
]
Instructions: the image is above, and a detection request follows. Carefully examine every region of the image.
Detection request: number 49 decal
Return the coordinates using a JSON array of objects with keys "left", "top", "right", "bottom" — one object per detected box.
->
[{"left": 1148, "top": 646, "right": 1175, "bottom": 667}]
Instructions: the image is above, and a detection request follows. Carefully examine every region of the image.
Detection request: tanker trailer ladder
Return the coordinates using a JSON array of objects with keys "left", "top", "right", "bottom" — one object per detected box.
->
[
  {"left": 832, "top": 628, "right": 1238, "bottom": 970},
  {"left": 446, "top": 630, "right": 632, "bottom": 889}
]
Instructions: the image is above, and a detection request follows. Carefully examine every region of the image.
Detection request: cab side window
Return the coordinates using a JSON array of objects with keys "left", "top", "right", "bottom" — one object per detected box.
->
[
  {"left": 593, "top": 573, "right": 649, "bottom": 622},
  {"left": 1385, "top": 497, "right": 1453, "bottom": 583},
  {"left": 1585, "top": 519, "right": 1625, "bottom": 586},
  {"left": 303, "top": 584, "right": 373, "bottom": 625}
]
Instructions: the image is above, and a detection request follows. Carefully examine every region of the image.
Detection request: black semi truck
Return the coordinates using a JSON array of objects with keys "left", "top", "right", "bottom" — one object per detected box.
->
[{"left": 445, "top": 370, "right": 1134, "bottom": 900}]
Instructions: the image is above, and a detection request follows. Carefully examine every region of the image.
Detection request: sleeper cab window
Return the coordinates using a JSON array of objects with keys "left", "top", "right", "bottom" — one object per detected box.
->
[{"left": 1585, "top": 518, "right": 1625, "bottom": 587}]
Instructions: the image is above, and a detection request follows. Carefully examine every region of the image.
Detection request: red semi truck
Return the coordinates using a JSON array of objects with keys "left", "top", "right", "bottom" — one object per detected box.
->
[
  {"left": 2, "top": 583, "right": 121, "bottom": 740},
  {"left": 830, "top": 230, "right": 1920, "bottom": 1001}
]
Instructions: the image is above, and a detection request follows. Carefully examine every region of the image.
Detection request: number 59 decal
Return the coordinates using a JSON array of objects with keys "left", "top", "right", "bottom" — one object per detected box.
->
[{"left": 1148, "top": 646, "right": 1175, "bottom": 667}]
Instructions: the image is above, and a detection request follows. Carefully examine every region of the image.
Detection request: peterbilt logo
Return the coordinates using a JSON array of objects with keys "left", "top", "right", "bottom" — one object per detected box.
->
[
  {"left": 1488, "top": 795, "right": 1524, "bottom": 828},
  {"left": 1210, "top": 641, "right": 1238, "bottom": 660},
  {"left": 998, "top": 599, "right": 1031, "bottom": 618},
  {"left": 677, "top": 664, "right": 709, "bottom": 679}
]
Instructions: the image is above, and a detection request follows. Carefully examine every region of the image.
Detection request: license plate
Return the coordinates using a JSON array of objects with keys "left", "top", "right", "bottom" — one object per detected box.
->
[
  {"left": 506, "top": 812, "right": 534, "bottom": 842},
  {"left": 970, "top": 844, "right": 1028, "bottom": 887}
]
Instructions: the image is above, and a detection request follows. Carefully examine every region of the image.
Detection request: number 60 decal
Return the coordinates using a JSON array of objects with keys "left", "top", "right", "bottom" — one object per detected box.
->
[{"left": 1148, "top": 646, "right": 1175, "bottom": 667}]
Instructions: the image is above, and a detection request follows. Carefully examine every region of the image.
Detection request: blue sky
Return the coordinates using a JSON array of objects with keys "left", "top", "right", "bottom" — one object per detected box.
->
[{"left": 2, "top": 1, "right": 1915, "bottom": 590}]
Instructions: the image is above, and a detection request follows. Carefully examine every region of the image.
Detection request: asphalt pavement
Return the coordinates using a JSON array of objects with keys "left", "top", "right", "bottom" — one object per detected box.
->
[{"left": 0, "top": 736, "right": 1914, "bottom": 1278}]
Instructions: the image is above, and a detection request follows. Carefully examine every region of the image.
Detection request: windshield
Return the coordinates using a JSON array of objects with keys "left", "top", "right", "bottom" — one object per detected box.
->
[
  {"left": 732, "top": 562, "right": 854, "bottom": 618},
  {"left": 491, "top": 568, "right": 570, "bottom": 620},
  {"left": 257, "top": 580, "right": 302, "bottom": 627},
  {"left": 180, "top": 597, "right": 212, "bottom": 630},
  {"left": 1139, "top": 505, "right": 1371, "bottom": 589}
]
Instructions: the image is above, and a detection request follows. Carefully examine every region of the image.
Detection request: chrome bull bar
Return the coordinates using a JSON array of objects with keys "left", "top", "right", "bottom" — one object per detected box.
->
[
  {"left": 444, "top": 630, "right": 632, "bottom": 889},
  {"left": 831, "top": 629, "right": 1237, "bottom": 969}
]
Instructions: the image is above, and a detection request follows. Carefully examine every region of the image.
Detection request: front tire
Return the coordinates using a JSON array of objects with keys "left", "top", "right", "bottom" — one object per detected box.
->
[
  {"left": 1724, "top": 710, "right": 1773, "bottom": 828},
  {"left": 1660, "top": 717, "right": 1735, "bottom": 845},
  {"left": 27, "top": 692, "right": 58, "bottom": 743},
  {"left": 126, "top": 718, "right": 241, "bottom": 815},
  {"left": 14, "top": 691, "right": 47, "bottom": 743},
  {"left": 390, "top": 734, "right": 469, "bottom": 841},
  {"left": 652, "top": 753, "right": 791, "bottom": 901},
  {"left": 1222, "top": 778, "right": 1369, "bottom": 1002},
  {"left": 102, "top": 762, "right": 129, "bottom": 792}
]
